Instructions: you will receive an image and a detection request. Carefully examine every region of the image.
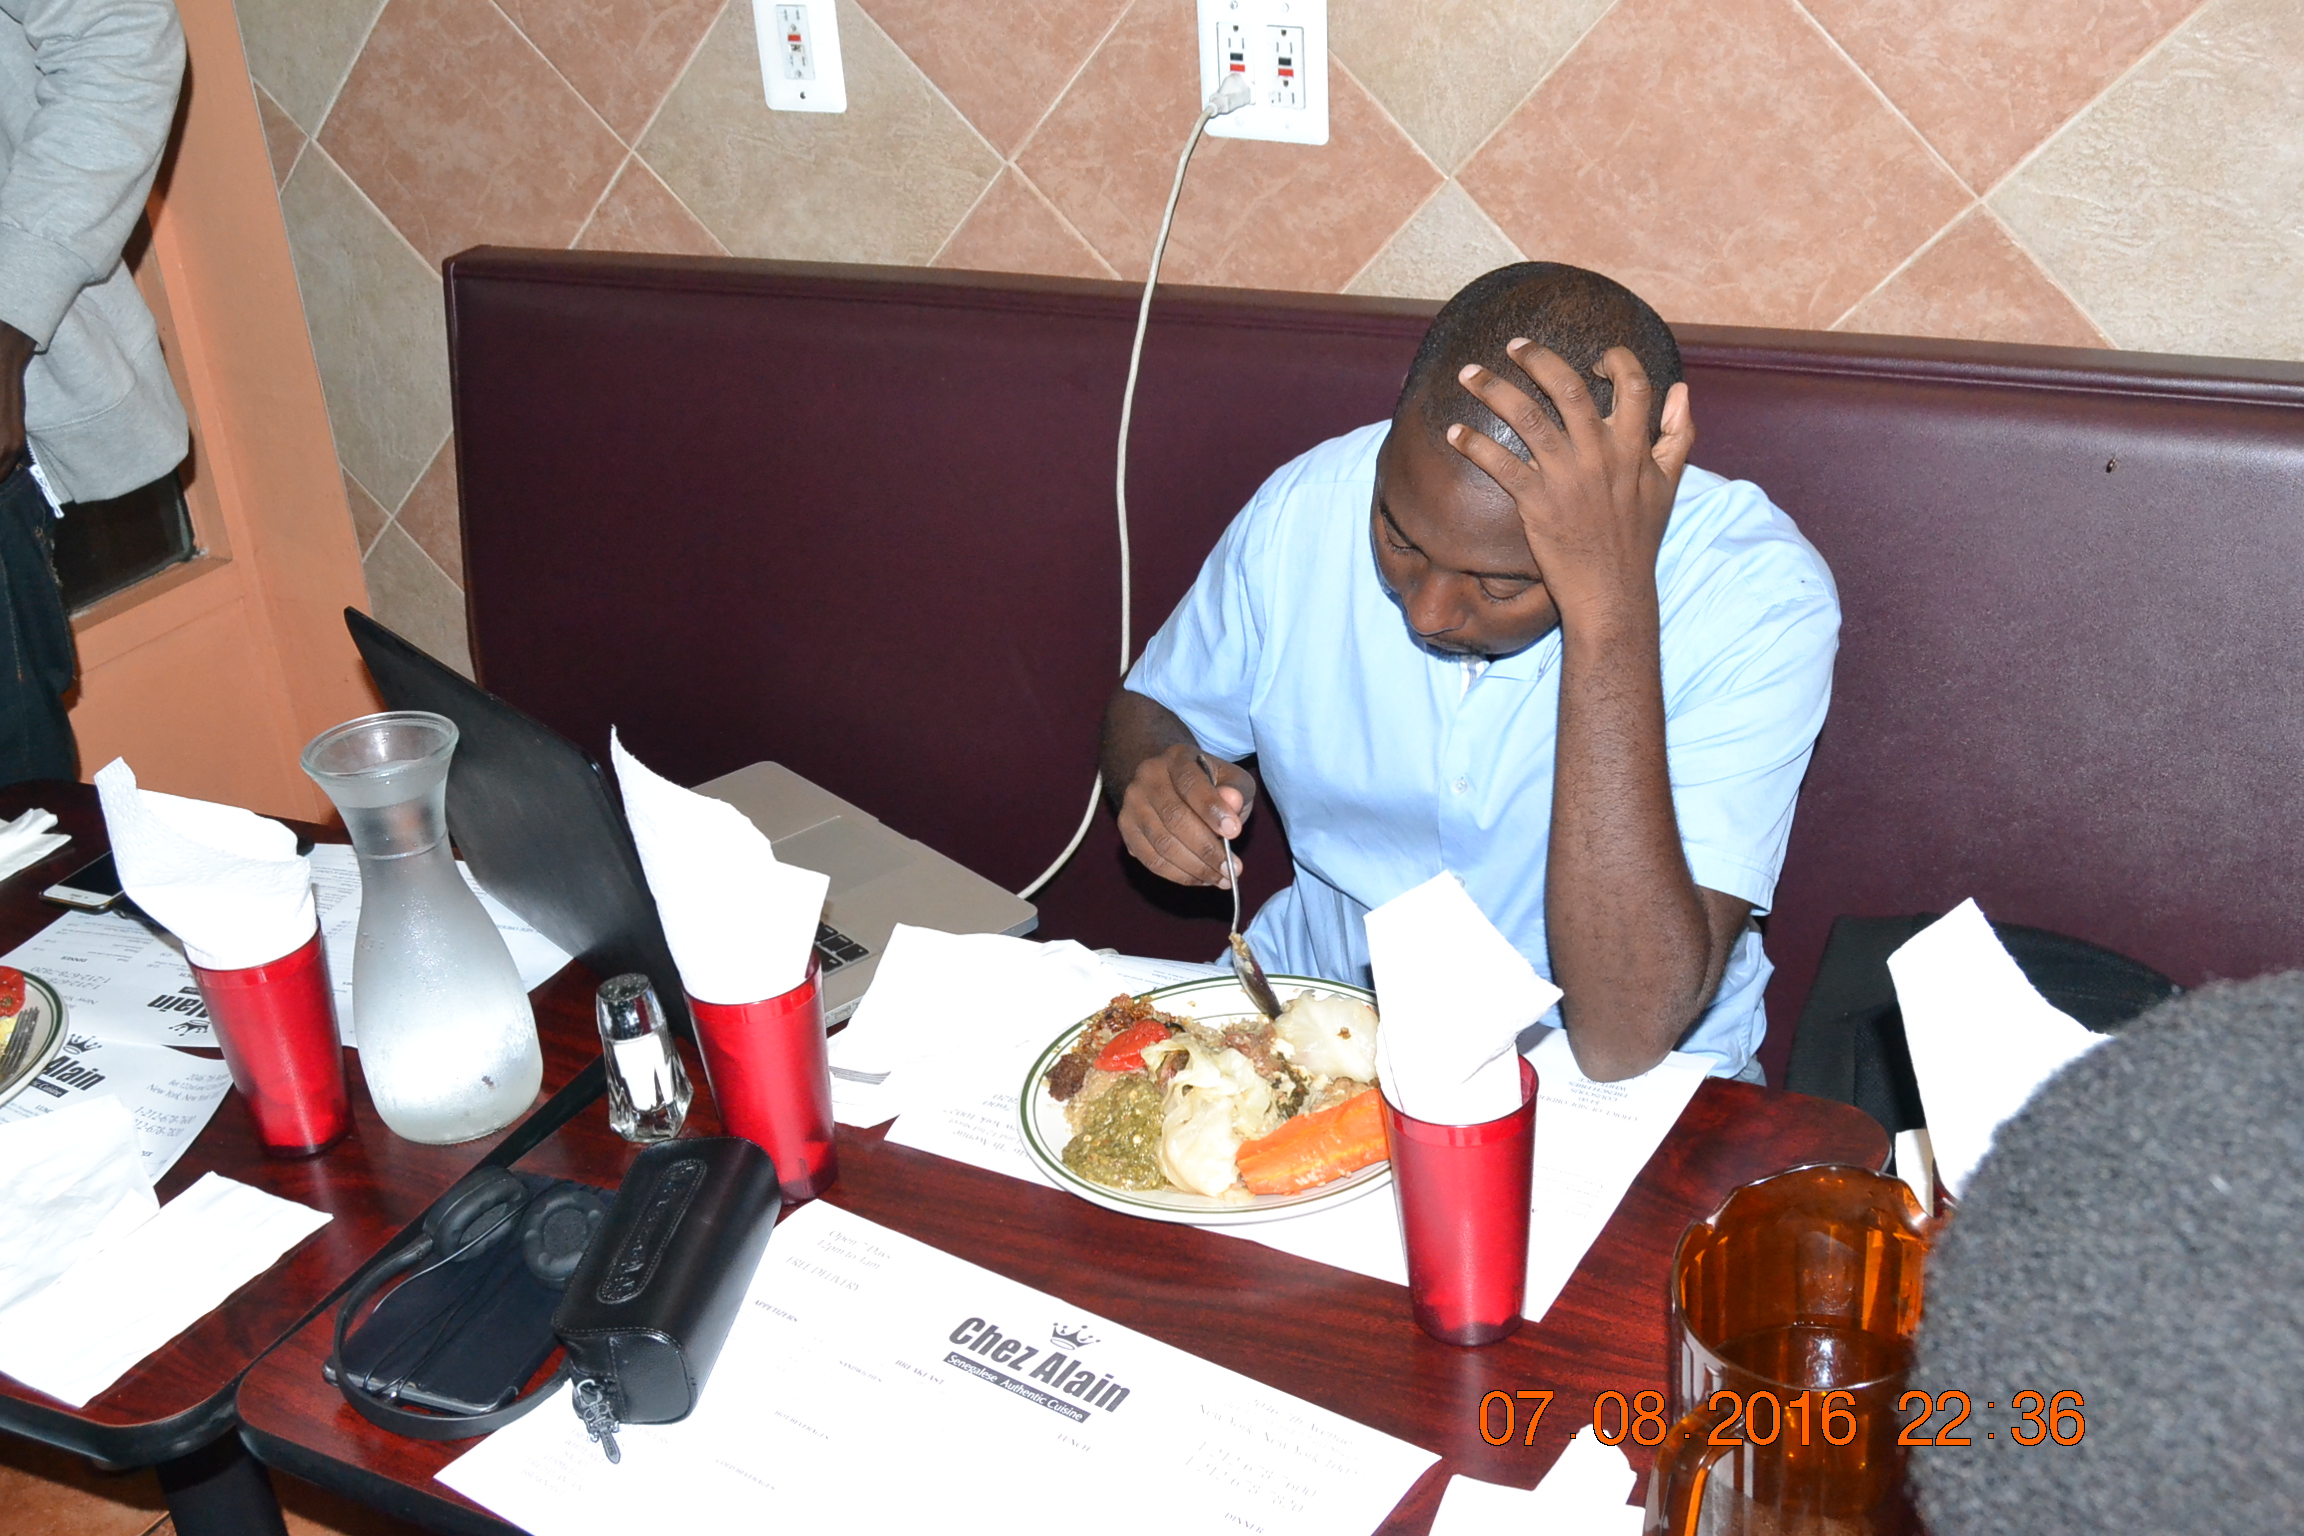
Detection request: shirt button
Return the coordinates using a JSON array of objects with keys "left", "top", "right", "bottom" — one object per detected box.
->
[{"left": 1452, "top": 777, "right": 1470, "bottom": 795}]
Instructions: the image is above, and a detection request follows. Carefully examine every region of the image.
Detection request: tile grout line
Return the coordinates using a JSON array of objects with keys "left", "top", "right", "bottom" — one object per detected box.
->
[
  {"left": 1012, "top": 165, "right": 1122, "bottom": 280},
  {"left": 1333, "top": 172, "right": 1451, "bottom": 296},
  {"left": 1822, "top": 203, "right": 1975, "bottom": 332},
  {"left": 343, "top": 462, "right": 395, "bottom": 557},
  {"left": 1974, "top": 203, "right": 2117, "bottom": 346},
  {"left": 486, "top": 0, "right": 633, "bottom": 153},
  {"left": 307, "top": 0, "right": 394, "bottom": 145},
  {"left": 923, "top": 168, "right": 1006, "bottom": 269},
  {"left": 299, "top": 141, "right": 441, "bottom": 328},
  {"left": 1783, "top": 0, "right": 1977, "bottom": 202},
  {"left": 615, "top": 0, "right": 738, "bottom": 251},
  {"left": 567, "top": 152, "right": 635, "bottom": 252},
  {"left": 842, "top": 0, "right": 1009, "bottom": 262},
  {"left": 1003, "top": 0, "right": 1140, "bottom": 168},
  {"left": 1449, "top": 0, "right": 1622, "bottom": 179}
]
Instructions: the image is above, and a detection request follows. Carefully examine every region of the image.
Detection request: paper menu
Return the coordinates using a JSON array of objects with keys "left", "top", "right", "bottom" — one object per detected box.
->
[
  {"left": 439, "top": 1202, "right": 1439, "bottom": 1536},
  {"left": 1, "top": 908, "right": 218, "bottom": 1049},
  {"left": 0, "top": 1031, "right": 233, "bottom": 1181}
]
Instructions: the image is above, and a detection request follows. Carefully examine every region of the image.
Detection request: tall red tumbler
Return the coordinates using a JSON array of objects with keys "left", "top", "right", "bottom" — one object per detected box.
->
[
  {"left": 1383, "top": 1056, "right": 1538, "bottom": 1346},
  {"left": 687, "top": 956, "right": 838, "bottom": 1203},
  {"left": 188, "top": 930, "right": 352, "bottom": 1157}
]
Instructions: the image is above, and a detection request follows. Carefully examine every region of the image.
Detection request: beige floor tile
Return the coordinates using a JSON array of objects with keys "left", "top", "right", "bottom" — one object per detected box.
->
[
  {"left": 318, "top": 0, "right": 628, "bottom": 268},
  {"left": 641, "top": 0, "right": 1000, "bottom": 265},
  {"left": 1802, "top": 0, "right": 2204, "bottom": 190},
  {"left": 1331, "top": 0, "right": 1614, "bottom": 173},
  {"left": 234, "top": 0, "right": 387, "bottom": 134},
  {"left": 496, "top": 0, "right": 727, "bottom": 142},
  {"left": 861, "top": 0, "right": 1131, "bottom": 156},
  {"left": 1990, "top": 0, "right": 2304, "bottom": 361},
  {"left": 1837, "top": 207, "right": 2110, "bottom": 347},
  {"left": 1458, "top": 0, "right": 1970, "bottom": 330},
  {"left": 934, "top": 167, "right": 1117, "bottom": 279},
  {"left": 1346, "top": 179, "right": 1523, "bottom": 300},
  {"left": 577, "top": 158, "right": 730, "bottom": 257},
  {"left": 364, "top": 524, "right": 473, "bottom": 678},
  {"left": 278, "top": 148, "right": 453, "bottom": 511}
]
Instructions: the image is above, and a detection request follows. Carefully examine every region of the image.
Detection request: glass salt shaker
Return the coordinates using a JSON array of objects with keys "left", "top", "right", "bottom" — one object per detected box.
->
[{"left": 595, "top": 973, "right": 691, "bottom": 1143}]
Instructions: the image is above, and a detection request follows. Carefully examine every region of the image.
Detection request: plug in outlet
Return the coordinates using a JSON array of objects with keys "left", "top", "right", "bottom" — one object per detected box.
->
[
  {"left": 755, "top": 0, "right": 846, "bottom": 113},
  {"left": 1197, "top": 0, "right": 1326, "bottom": 145}
]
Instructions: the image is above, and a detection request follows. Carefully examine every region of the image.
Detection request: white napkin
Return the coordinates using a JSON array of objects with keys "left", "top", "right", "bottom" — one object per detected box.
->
[
  {"left": 1364, "top": 872, "right": 1560, "bottom": 1124},
  {"left": 610, "top": 732, "right": 830, "bottom": 1004},
  {"left": 0, "top": 1171, "right": 330, "bottom": 1407},
  {"left": 1887, "top": 900, "right": 2110, "bottom": 1199},
  {"left": 1426, "top": 1428, "right": 1641, "bottom": 1535},
  {"left": 0, "top": 1097, "right": 157, "bottom": 1314},
  {"left": 0, "top": 807, "right": 67, "bottom": 884},
  {"left": 92, "top": 759, "right": 315, "bottom": 970}
]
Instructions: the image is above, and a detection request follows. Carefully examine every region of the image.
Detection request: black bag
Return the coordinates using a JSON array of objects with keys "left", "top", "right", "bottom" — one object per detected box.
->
[{"left": 331, "top": 1137, "right": 780, "bottom": 1454}]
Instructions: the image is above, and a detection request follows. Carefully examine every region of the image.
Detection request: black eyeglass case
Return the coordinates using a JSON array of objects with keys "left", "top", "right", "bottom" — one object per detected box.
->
[{"left": 551, "top": 1135, "right": 782, "bottom": 1424}]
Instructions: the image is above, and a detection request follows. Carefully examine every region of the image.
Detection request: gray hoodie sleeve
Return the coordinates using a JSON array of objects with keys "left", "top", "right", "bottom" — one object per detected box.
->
[{"left": 0, "top": 0, "right": 183, "bottom": 347}]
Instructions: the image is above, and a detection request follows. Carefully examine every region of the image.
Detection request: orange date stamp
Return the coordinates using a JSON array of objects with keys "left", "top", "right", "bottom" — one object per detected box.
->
[{"left": 1477, "top": 1388, "right": 2086, "bottom": 1447}]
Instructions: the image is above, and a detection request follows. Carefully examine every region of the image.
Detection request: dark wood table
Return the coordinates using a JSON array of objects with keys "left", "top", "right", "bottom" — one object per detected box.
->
[
  {"left": 0, "top": 782, "right": 599, "bottom": 1530},
  {"left": 237, "top": 929, "right": 1890, "bottom": 1532}
]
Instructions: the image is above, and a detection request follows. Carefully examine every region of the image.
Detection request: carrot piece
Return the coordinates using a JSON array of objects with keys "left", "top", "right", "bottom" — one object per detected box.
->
[{"left": 1236, "top": 1088, "right": 1387, "bottom": 1195}]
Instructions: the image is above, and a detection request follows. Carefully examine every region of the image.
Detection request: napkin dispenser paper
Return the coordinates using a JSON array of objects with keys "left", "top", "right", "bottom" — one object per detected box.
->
[{"left": 332, "top": 1136, "right": 781, "bottom": 1444}]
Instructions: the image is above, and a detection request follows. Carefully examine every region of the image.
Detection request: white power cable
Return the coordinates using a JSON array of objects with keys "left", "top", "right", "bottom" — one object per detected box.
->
[{"left": 1016, "top": 72, "right": 1253, "bottom": 902}]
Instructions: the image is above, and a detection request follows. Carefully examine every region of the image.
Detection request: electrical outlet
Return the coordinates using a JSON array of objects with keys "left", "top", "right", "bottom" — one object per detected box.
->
[
  {"left": 1197, "top": 0, "right": 1327, "bottom": 145},
  {"left": 756, "top": 0, "right": 846, "bottom": 113}
]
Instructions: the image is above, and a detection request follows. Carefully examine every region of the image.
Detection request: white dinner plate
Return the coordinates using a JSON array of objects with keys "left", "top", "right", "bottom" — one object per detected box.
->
[
  {"left": 1018, "top": 973, "right": 1391, "bottom": 1227},
  {"left": 0, "top": 972, "right": 68, "bottom": 1110}
]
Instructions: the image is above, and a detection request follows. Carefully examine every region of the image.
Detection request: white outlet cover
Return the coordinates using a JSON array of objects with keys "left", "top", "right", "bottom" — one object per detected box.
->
[
  {"left": 756, "top": 0, "right": 846, "bottom": 113},
  {"left": 1197, "top": 0, "right": 1327, "bottom": 146}
]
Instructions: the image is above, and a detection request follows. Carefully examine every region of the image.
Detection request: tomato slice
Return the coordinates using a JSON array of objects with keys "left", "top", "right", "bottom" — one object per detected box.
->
[
  {"left": 0, "top": 966, "right": 23, "bottom": 1018},
  {"left": 1093, "top": 1019, "right": 1172, "bottom": 1074}
]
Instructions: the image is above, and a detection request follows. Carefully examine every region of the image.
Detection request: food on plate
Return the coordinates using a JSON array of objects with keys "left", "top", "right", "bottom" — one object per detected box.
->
[
  {"left": 0, "top": 965, "right": 23, "bottom": 1061},
  {"left": 1043, "top": 988, "right": 1383, "bottom": 1201}
]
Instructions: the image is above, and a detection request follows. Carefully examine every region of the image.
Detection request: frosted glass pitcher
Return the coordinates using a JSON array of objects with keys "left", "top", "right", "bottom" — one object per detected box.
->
[{"left": 301, "top": 711, "right": 542, "bottom": 1143}]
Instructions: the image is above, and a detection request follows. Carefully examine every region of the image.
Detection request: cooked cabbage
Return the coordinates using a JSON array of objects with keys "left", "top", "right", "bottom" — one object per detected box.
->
[
  {"left": 1141, "top": 1034, "right": 1281, "bottom": 1198},
  {"left": 1274, "top": 993, "right": 1380, "bottom": 1085}
]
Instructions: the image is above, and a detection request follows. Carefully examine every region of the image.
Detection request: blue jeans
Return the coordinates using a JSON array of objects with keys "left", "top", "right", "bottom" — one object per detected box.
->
[{"left": 0, "top": 460, "right": 76, "bottom": 786}]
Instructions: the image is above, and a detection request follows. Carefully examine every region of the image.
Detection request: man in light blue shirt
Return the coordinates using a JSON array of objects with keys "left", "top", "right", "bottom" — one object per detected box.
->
[{"left": 1105, "top": 264, "right": 1838, "bottom": 1082}]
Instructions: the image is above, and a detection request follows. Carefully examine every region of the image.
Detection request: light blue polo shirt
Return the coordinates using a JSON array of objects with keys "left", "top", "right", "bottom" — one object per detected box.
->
[{"left": 1126, "top": 421, "right": 1839, "bottom": 1078}]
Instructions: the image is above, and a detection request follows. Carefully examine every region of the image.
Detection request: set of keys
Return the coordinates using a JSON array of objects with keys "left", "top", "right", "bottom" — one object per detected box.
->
[{"left": 572, "top": 1376, "right": 623, "bottom": 1464}]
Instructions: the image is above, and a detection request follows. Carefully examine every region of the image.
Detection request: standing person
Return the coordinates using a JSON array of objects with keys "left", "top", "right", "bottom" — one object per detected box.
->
[
  {"left": 0, "top": 0, "right": 187, "bottom": 785},
  {"left": 1105, "top": 263, "right": 1839, "bottom": 1083}
]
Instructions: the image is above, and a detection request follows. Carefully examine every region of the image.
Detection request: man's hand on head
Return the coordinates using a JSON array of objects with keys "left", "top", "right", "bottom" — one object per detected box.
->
[
  {"left": 1117, "top": 743, "right": 1258, "bottom": 890},
  {"left": 1444, "top": 342, "right": 1695, "bottom": 633},
  {"left": 0, "top": 322, "right": 35, "bottom": 479}
]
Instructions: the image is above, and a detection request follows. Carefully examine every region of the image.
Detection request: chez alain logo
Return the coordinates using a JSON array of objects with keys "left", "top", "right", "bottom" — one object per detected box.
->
[{"left": 944, "top": 1316, "right": 1132, "bottom": 1423}]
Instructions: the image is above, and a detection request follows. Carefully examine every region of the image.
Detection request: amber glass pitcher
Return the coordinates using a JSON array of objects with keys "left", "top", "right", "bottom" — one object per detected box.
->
[{"left": 1644, "top": 1164, "right": 1929, "bottom": 1536}]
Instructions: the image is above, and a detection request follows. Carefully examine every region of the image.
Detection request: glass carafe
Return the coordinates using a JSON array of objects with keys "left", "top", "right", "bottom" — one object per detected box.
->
[{"left": 301, "top": 711, "right": 543, "bottom": 1143}]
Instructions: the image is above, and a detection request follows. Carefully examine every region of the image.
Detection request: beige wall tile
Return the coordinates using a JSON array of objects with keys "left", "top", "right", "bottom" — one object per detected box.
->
[
  {"left": 279, "top": 148, "right": 452, "bottom": 510},
  {"left": 1346, "top": 179, "right": 1522, "bottom": 300},
  {"left": 342, "top": 467, "right": 390, "bottom": 553},
  {"left": 1837, "top": 208, "right": 2110, "bottom": 347},
  {"left": 362, "top": 524, "right": 472, "bottom": 677},
  {"left": 1331, "top": 0, "right": 1614, "bottom": 173},
  {"left": 861, "top": 0, "right": 1130, "bottom": 156},
  {"left": 577, "top": 157, "right": 729, "bottom": 255},
  {"left": 496, "top": 0, "right": 727, "bottom": 142},
  {"left": 319, "top": 0, "right": 628, "bottom": 267},
  {"left": 1459, "top": 0, "right": 1970, "bottom": 330},
  {"left": 1990, "top": 0, "right": 2304, "bottom": 360},
  {"left": 935, "top": 166, "right": 1116, "bottom": 279},
  {"left": 234, "top": 0, "right": 386, "bottom": 132},
  {"left": 642, "top": 0, "right": 1000, "bottom": 264},
  {"left": 395, "top": 433, "right": 463, "bottom": 581},
  {"left": 254, "top": 83, "right": 307, "bottom": 187},
  {"left": 1803, "top": 0, "right": 2203, "bottom": 190}
]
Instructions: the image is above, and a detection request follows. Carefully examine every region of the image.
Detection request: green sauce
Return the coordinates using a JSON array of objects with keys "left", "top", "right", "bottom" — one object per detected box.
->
[{"left": 1060, "top": 1075, "right": 1166, "bottom": 1191}]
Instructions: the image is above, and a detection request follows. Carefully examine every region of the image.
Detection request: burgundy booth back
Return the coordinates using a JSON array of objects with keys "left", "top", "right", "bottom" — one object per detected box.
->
[{"left": 445, "top": 251, "right": 2304, "bottom": 1081}]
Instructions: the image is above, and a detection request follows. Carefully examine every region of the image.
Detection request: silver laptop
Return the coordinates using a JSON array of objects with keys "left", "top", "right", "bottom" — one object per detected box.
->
[{"left": 694, "top": 762, "right": 1037, "bottom": 1025}]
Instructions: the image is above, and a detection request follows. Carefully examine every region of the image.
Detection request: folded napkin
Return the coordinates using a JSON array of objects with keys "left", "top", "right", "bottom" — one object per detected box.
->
[
  {"left": 0, "top": 1097, "right": 157, "bottom": 1315},
  {"left": 92, "top": 759, "right": 314, "bottom": 970},
  {"left": 1427, "top": 1428, "right": 1641, "bottom": 1535},
  {"left": 0, "top": 1170, "right": 330, "bottom": 1407},
  {"left": 611, "top": 733, "right": 830, "bottom": 1005},
  {"left": 1364, "top": 872, "right": 1560, "bottom": 1124},
  {"left": 0, "top": 807, "right": 67, "bottom": 884},
  {"left": 1887, "top": 900, "right": 2110, "bottom": 1199}
]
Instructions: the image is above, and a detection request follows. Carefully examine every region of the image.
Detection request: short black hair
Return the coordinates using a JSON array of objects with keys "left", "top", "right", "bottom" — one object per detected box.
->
[{"left": 1397, "top": 262, "right": 1683, "bottom": 456}]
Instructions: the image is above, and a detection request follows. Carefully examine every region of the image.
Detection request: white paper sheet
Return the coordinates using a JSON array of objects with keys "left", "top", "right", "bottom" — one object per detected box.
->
[
  {"left": 2, "top": 908, "right": 219, "bottom": 1048},
  {"left": 1099, "top": 952, "right": 1231, "bottom": 992},
  {"left": 439, "top": 1202, "right": 1438, "bottom": 1535},
  {"left": 1887, "top": 900, "right": 2108, "bottom": 1199},
  {"left": 0, "top": 1097, "right": 156, "bottom": 1313},
  {"left": 0, "top": 1029, "right": 233, "bottom": 1180},
  {"left": 0, "top": 1171, "right": 330, "bottom": 1407},
  {"left": 1428, "top": 1428, "right": 1642, "bottom": 1535},
  {"left": 0, "top": 807, "right": 68, "bottom": 884}
]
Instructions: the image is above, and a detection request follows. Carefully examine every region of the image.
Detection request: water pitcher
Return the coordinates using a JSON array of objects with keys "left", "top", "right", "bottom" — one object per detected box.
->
[{"left": 301, "top": 711, "right": 542, "bottom": 1143}]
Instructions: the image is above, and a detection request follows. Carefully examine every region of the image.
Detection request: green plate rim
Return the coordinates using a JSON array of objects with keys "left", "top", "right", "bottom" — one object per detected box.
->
[{"left": 0, "top": 972, "right": 70, "bottom": 1111}]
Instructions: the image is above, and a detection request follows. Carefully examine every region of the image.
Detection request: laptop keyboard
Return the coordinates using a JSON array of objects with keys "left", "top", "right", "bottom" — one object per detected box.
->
[{"left": 814, "top": 922, "right": 872, "bottom": 975}]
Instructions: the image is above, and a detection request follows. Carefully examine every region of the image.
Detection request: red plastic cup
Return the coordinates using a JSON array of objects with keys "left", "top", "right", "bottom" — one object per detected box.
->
[
  {"left": 187, "top": 931, "right": 352, "bottom": 1157},
  {"left": 1383, "top": 1055, "right": 1538, "bottom": 1346},
  {"left": 687, "top": 957, "right": 838, "bottom": 1202}
]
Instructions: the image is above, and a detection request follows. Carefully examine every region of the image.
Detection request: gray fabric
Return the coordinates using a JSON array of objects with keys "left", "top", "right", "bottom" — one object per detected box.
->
[
  {"left": 0, "top": 0, "right": 185, "bottom": 502},
  {"left": 1912, "top": 969, "right": 2304, "bottom": 1535}
]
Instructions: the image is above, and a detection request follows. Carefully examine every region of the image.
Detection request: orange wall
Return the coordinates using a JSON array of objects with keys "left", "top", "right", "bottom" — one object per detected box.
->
[{"left": 65, "top": 0, "right": 379, "bottom": 820}]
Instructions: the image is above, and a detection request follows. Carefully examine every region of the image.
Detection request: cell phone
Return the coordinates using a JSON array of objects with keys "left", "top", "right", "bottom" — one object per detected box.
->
[{"left": 41, "top": 851, "right": 124, "bottom": 911}]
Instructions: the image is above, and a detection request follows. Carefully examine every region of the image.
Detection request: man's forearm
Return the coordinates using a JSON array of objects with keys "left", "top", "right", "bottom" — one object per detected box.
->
[
  {"left": 1546, "top": 602, "right": 1716, "bottom": 1080},
  {"left": 1100, "top": 687, "right": 1198, "bottom": 802}
]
